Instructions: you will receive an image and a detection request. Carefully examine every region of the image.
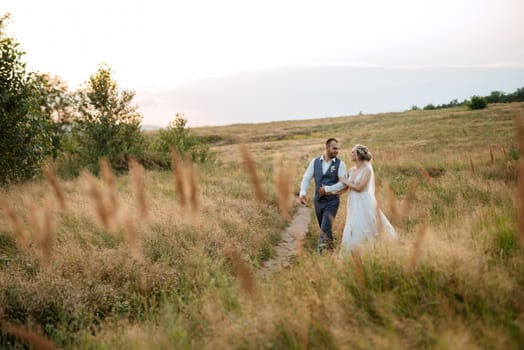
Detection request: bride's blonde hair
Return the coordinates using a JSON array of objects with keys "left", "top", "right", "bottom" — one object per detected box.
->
[{"left": 355, "top": 144, "right": 372, "bottom": 161}]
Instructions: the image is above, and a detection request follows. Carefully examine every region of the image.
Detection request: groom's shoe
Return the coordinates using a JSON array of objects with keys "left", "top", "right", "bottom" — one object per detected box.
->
[
  {"left": 317, "top": 231, "right": 328, "bottom": 253},
  {"left": 318, "top": 242, "right": 334, "bottom": 254},
  {"left": 324, "top": 237, "right": 335, "bottom": 252}
]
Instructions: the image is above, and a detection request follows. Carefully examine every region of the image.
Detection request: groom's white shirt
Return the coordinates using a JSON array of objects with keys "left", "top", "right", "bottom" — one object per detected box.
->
[{"left": 299, "top": 155, "right": 347, "bottom": 197}]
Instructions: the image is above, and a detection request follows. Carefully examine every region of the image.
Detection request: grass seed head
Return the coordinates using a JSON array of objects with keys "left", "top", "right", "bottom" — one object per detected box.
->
[{"left": 239, "top": 143, "right": 265, "bottom": 204}]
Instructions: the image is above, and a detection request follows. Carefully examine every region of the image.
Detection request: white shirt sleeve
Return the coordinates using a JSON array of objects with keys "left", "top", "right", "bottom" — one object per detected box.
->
[
  {"left": 324, "top": 160, "right": 347, "bottom": 193},
  {"left": 299, "top": 158, "right": 316, "bottom": 197}
]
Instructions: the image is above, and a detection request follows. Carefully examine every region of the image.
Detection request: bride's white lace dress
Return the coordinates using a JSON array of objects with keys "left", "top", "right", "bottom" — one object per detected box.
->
[{"left": 340, "top": 162, "right": 397, "bottom": 255}]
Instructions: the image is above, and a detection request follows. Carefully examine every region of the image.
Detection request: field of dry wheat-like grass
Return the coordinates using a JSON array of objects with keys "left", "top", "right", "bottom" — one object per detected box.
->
[{"left": 0, "top": 103, "right": 523, "bottom": 349}]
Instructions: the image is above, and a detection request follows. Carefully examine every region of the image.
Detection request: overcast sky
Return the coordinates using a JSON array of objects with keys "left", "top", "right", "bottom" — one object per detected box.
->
[{"left": 3, "top": 0, "right": 524, "bottom": 126}]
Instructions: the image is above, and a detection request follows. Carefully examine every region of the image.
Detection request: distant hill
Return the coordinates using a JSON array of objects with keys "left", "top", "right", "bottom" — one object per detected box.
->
[
  {"left": 135, "top": 65, "right": 524, "bottom": 127},
  {"left": 140, "top": 124, "right": 162, "bottom": 131}
]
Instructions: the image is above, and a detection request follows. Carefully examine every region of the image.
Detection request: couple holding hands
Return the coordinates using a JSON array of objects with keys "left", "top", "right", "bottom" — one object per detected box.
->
[{"left": 299, "top": 138, "right": 397, "bottom": 255}]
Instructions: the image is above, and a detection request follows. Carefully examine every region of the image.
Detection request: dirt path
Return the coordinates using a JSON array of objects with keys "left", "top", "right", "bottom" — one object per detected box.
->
[{"left": 258, "top": 205, "right": 312, "bottom": 278}]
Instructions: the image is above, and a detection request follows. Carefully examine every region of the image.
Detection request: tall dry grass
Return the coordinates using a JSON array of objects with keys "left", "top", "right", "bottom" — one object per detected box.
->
[
  {"left": 225, "top": 244, "right": 258, "bottom": 298},
  {"left": 0, "top": 199, "right": 29, "bottom": 249},
  {"left": 169, "top": 148, "right": 199, "bottom": 213},
  {"left": 44, "top": 165, "right": 67, "bottom": 212},
  {"left": 239, "top": 143, "right": 265, "bottom": 203},
  {"left": 185, "top": 159, "right": 199, "bottom": 213},
  {"left": 129, "top": 158, "right": 148, "bottom": 219},
  {"left": 170, "top": 148, "right": 187, "bottom": 206},
  {"left": 82, "top": 169, "right": 114, "bottom": 231},
  {"left": 0, "top": 102, "right": 522, "bottom": 349},
  {"left": 25, "top": 199, "right": 54, "bottom": 263},
  {"left": 512, "top": 107, "right": 524, "bottom": 244},
  {"left": 1, "top": 322, "right": 58, "bottom": 350},
  {"left": 407, "top": 223, "right": 427, "bottom": 274},
  {"left": 100, "top": 158, "right": 120, "bottom": 217},
  {"left": 274, "top": 156, "right": 295, "bottom": 221}
]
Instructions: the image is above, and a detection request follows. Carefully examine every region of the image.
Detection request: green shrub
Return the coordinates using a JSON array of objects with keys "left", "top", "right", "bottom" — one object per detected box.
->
[
  {"left": 0, "top": 15, "right": 53, "bottom": 184},
  {"left": 508, "top": 144, "right": 519, "bottom": 161},
  {"left": 73, "top": 64, "right": 144, "bottom": 174},
  {"left": 152, "top": 113, "right": 214, "bottom": 165},
  {"left": 468, "top": 95, "right": 488, "bottom": 110}
]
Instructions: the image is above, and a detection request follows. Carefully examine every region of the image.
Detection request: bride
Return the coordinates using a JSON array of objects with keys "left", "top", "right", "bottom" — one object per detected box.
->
[{"left": 324, "top": 144, "right": 397, "bottom": 255}]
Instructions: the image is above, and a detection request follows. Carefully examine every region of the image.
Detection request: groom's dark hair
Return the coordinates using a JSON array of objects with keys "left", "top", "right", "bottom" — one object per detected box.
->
[{"left": 326, "top": 138, "right": 338, "bottom": 146}]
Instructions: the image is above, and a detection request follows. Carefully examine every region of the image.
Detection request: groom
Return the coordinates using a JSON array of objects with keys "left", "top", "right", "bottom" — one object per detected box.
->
[{"left": 299, "top": 138, "right": 347, "bottom": 252}]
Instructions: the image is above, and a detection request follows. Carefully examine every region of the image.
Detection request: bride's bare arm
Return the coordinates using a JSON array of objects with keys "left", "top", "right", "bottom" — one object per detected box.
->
[
  {"left": 321, "top": 177, "right": 349, "bottom": 195},
  {"left": 335, "top": 177, "right": 350, "bottom": 194},
  {"left": 339, "top": 176, "right": 351, "bottom": 186},
  {"left": 346, "top": 169, "right": 371, "bottom": 192}
]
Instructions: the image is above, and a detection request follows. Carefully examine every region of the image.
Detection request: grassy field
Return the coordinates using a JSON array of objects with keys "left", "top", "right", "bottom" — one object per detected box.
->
[{"left": 0, "top": 103, "right": 523, "bottom": 349}]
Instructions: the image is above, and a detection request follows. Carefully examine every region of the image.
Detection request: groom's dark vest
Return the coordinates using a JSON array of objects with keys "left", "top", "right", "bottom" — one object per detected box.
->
[{"left": 313, "top": 157, "right": 341, "bottom": 202}]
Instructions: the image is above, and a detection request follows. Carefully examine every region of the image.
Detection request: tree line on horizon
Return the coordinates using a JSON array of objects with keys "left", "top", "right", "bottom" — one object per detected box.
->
[
  {"left": 411, "top": 86, "right": 524, "bottom": 111},
  {"left": 2, "top": 12, "right": 523, "bottom": 185}
]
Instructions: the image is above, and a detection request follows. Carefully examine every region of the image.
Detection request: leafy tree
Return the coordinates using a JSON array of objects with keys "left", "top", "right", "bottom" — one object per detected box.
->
[
  {"left": 468, "top": 95, "right": 487, "bottom": 110},
  {"left": 32, "top": 73, "right": 75, "bottom": 159},
  {"left": 74, "top": 64, "right": 143, "bottom": 173},
  {"left": 0, "top": 14, "right": 53, "bottom": 184},
  {"left": 442, "top": 99, "right": 460, "bottom": 108},
  {"left": 485, "top": 91, "right": 506, "bottom": 104},
  {"left": 155, "top": 113, "right": 213, "bottom": 163},
  {"left": 509, "top": 87, "right": 524, "bottom": 102}
]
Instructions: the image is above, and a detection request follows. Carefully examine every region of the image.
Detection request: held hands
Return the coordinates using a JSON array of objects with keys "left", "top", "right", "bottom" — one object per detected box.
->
[
  {"left": 299, "top": 195, "right": 307, "bottom": 205},
  {"left": 340, "top": 177, "right": 352, "bottom": 187},
  {"left": 340, "top": 177, "right": 353, "bottom": 191},
  {"left": 337, "top": 185, "right": 350, "bottom": 194},
  {"left": 319, "top": 184, "right": 350, "bottom": 196}
]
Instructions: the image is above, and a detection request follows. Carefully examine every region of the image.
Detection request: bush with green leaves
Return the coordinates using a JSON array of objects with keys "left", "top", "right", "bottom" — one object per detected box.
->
[
  {"left": 32, "top": 73, "right": 75, "bottom": 160},
  {"left": 0, "top": 14, "right": 53, "bottom": 185},
  {"left": 73, "top": 64, "right": 144, "bottom": 174},
  {"left": 153, "top": 113, "right": 213, "bottom": 164},
  {"left": 468, "top": 95, "right": 488, "bottom": 110}
]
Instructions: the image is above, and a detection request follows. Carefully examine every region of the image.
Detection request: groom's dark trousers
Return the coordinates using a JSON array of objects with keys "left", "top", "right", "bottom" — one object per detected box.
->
[
  {"left": 313, "top": 157, "right": 341, "bottom": 252},
  {"left": 314, "top": 196, "right": 339, "bottom": 251}
]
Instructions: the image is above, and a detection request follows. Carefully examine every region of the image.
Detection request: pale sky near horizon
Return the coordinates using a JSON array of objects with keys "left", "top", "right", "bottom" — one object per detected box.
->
[{"left": 3, "top": 0, "right": 524, "bottom": 126}]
